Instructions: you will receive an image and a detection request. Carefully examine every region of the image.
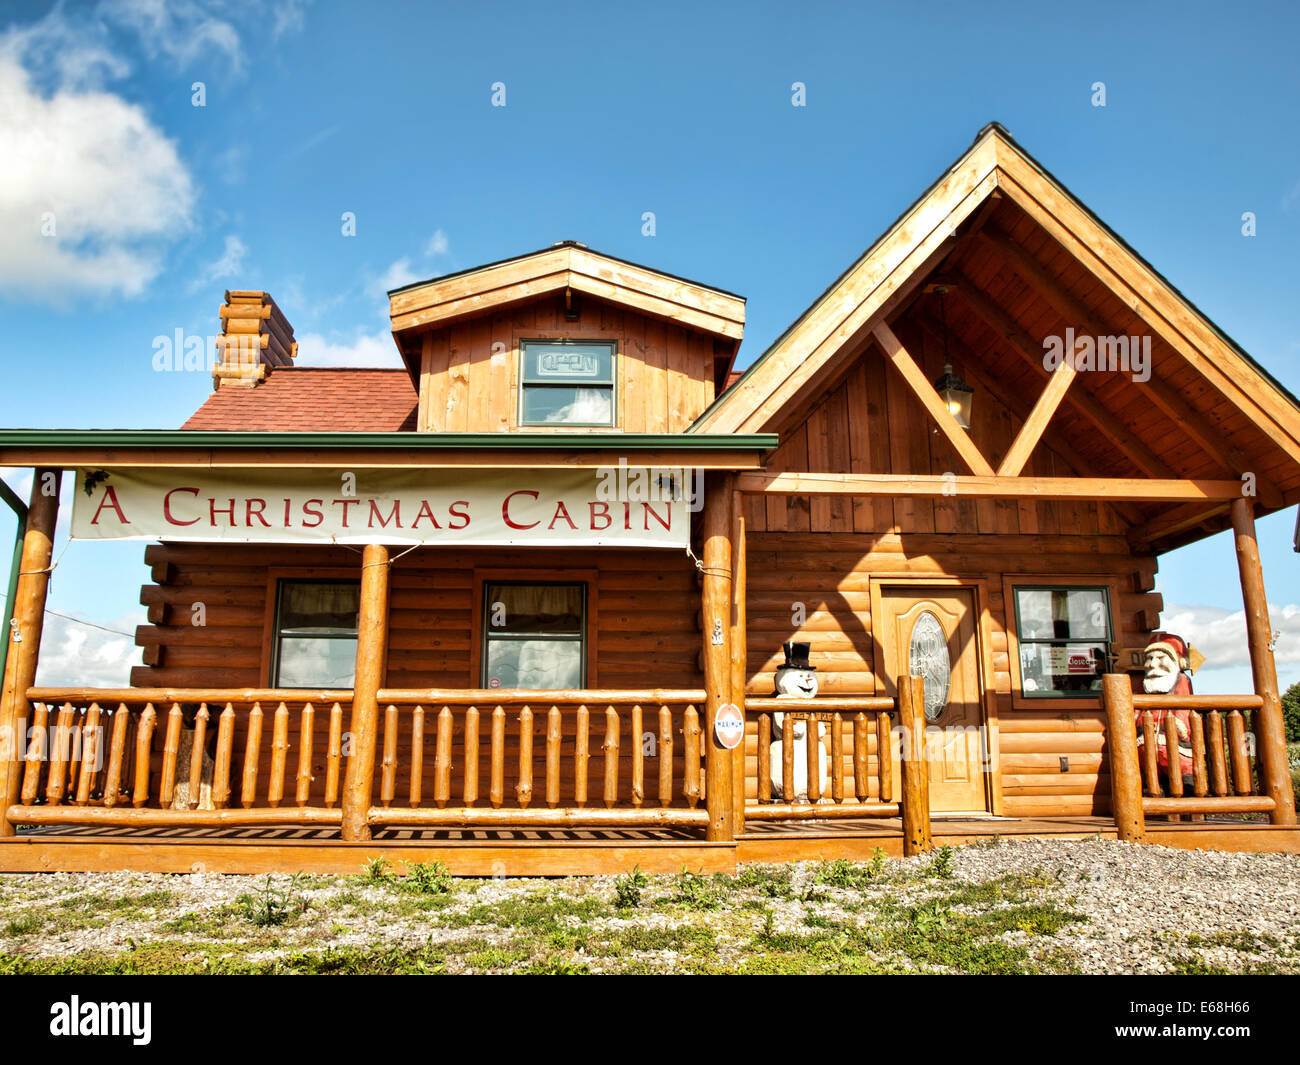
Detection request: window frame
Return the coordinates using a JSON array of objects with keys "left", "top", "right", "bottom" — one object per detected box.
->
[
  {"left": 471, "top": 569, "right": 598, "bottom": 690},
  {"left": 479, "top": 579, "right": 588, "bottom": 690},
  {"left": 1003, "top": 575, "right": 1120, "bottom": 708},
  {"left": 268, "top": 576, "right": 361, "bottom": 690},
  {"left": 517, "top": 338, "right": 618, "bottom": 429}
]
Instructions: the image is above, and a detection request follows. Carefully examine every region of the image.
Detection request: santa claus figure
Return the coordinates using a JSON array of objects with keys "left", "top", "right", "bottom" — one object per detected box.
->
[{"left": 1134, "top": 631, "right": 1197, "bottom": 783}]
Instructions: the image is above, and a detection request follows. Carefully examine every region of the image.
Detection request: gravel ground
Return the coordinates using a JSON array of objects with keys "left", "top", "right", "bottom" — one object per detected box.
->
[{"left": 0, "top": 839, "right": 1296, "bottom": 973}]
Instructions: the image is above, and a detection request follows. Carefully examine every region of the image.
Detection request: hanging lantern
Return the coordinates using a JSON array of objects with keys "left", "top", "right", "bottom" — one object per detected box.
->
[
  {"left": 934, "top": 362, "right": 974, "bottom": 429},
  {"left": 931, "top": 285, "right": 974, "bottom": 430}
]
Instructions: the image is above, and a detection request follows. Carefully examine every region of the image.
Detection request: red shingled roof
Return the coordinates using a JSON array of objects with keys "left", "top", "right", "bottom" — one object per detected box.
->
[{"left": 182, "top": 368, "right": 418, "bottom": 431}]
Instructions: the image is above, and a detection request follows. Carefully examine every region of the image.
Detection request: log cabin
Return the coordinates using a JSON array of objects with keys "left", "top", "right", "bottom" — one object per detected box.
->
[{"left": 1, "top": 122, "right": 1298, "bottom": 874}]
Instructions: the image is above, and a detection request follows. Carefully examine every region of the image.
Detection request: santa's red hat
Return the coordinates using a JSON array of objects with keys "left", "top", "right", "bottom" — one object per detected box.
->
[{"left": 1145, "top": 631, "right": 1190, "bottom": 671}]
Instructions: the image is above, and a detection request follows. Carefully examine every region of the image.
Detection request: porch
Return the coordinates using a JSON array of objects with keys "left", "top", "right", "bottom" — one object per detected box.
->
[
  {"left": 10, "top": 816, "right": 1299, "bottom": 877},
  {"left": 3, "top": 667, "right": 1299, "bottom": 873},
  {"left": 1, "top": 459, "right": 1298, "bottom": 872}
]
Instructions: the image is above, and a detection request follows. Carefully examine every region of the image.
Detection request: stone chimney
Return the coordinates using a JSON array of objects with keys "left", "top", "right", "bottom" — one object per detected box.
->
[{"left": 213, "top": 290, "right": 297, "bottom": 388}]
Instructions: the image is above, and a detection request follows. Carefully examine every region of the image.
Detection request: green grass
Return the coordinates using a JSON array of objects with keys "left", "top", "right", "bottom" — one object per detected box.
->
[
  {"left": 3, "top": 845, "right": 1290, "bottom": 975},
  {"left": 3, "top": 913, "right": 42, "bottom": 937},
  {"left": 613, "top": 867, "right": 649, "bottom": 909},
  {"left": 814, "top": 851, "right": 887, "bottom": 889}
]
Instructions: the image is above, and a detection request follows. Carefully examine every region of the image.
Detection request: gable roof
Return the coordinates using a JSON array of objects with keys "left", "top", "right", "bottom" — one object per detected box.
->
[
  {"left": 183, "top": 367, "right": 418, "bottom": 431},
  {"left": 388, "top": 240, "right": 746, "bottom": 344},
  {"left": 689, "top": 124, "right": 1300, "bottom": 495}
]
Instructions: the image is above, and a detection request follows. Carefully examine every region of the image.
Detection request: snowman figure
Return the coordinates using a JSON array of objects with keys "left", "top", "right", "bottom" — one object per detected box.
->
[{"left": 769, "top": 641, "right": 829, "bottom": 802}]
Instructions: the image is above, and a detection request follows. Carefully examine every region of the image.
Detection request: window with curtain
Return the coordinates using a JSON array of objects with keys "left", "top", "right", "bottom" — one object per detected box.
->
[
  {"left": 273, "top": 580, "right": 360, "bottom": 688},
  {"left": 1012, "top": 586, "right": 1111, "bottom": 698},
  {"left": 519, "top": 340, "right": 616, "bottom": 426},
  {"left": 482, "top": 582, "right": 586, "bottom": 690}
]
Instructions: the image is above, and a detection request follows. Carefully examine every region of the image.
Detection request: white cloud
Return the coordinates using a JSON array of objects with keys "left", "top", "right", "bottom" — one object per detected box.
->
[
  {"left": 98, "top": 0, "right": 242, "bottom": 71},
  {"left": 294, "top": 331, "right": 404, "bottom": 368},
  {"left": 1162, "top": 601, "right": 1300, "bottom": 673},
  {"left": 287, "top": 124, "right": 340, "bottom": 159},
  {"left": 213, "top": 144, "right": 248, "bottom": 185},
  {"left": 0, "top": 10, "right": 127, "bottom": 91},
  {"left": 424, "top": 229, "right": 450, "bottom": 257},
  {"left": 270, "top": 0, "right": 312, "bottom": 39},
  {"left": 33, "top": 610, "right": 145, "bottom": 688},
  {"left": 0, "top": 19, "right": 195, "bottom": 302},
  {"left": 379, "top": 257, "right": 419, "bottom": 293},
  {"left": 189, "top": 234, "right": 248, "bottom": 292},
  {"left": 1284, "top": 177, "right": 1300, "bottom": 214}
]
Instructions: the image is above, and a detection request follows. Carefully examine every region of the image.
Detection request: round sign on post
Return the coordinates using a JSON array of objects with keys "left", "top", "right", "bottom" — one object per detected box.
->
[{"left": 714, "top": 703, "right": 744, "bottom": 750}]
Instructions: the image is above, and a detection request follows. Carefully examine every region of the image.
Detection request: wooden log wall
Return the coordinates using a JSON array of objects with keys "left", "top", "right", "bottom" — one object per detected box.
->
[
  {"left": 735, "top": 335, "right": 1164, "bottom": 818},
  {"left": 131, "top": 543, "right": 705, "bottom": 805},
  {"left": 417, "top": 293, "right": 721, "bottom": 433},
  {"left": 133, "top": 543, "right": 702, "bottom": 690},
  {"left": 739, "top": 529, "right": 1157, "bottom": 816}
]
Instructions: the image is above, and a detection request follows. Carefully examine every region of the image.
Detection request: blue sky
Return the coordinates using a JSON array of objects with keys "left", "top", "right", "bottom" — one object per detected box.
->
[{"left": 0, "top": 0, "right": 1298, "bottom": 692}]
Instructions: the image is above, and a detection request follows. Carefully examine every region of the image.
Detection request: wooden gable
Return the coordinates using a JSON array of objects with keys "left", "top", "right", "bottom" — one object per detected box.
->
[
  {"left": 388, "top": 242, "right": 745, "bottom": 433},
  {"left": 744, "top": 322, "right": 1133, "bottom": 540},
  {"left": 698, "top": 124, "right": 1300, "bottom": 551}
]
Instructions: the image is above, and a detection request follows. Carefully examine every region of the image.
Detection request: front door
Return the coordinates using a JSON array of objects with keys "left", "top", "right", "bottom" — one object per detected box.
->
[{"left": 878, "top": 587, "right": 989, "bottom": 813}]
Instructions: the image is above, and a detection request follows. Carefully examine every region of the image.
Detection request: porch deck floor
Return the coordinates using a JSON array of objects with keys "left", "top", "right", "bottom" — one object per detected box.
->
[{"left": 1, "top": 812, "right": 1294, "bottom": 875}]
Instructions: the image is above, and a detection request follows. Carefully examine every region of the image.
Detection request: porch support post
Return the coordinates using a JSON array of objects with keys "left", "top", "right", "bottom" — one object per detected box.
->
[
  {"left": 0, "top": 468, "right": 60, "bottom": 838},
  {"left": 898, "top": 674, "right": 932, "bottom": 855},
  {"left": 728, "top": 479, "right": 747, "bottom": 833},
  {"left": 1229, "top": 498, "right": 1297, "bottom": 825},
  {"left": 341, "top": 542, "right": 390, "bottom": 842},
  {"left": 1102, "top": 673, "right": 1145, "bottom": 842},
  {"left": 701, "top": 475, "right": 734, "bottom": 842}
]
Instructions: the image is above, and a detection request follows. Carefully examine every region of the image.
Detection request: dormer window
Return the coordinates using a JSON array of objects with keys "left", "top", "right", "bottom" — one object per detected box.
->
[{"left": 520, "top": 339, "right": 616, "bottom": 427}]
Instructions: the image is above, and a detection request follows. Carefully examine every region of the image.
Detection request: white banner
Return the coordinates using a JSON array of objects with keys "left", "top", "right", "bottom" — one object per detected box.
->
[{"left": 71, "top": 467, "right": 691, "bottom": 549}]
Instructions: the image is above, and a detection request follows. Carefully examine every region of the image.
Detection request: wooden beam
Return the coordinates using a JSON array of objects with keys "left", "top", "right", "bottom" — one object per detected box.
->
[
  {"left": 1102, "top": 674, "right": 1145, "bottom": 842},
  {"left": 976, "top": 227, "right": 1283, "bottom": 507},
  {"left": 389, "top": 245, "right": 746, "bottom": 339},
  {"left": 0, "top": 447, "right": 769, "bottom": 471},
  {"left": 736, "top": 471, "right": 1246, "bottom": 502},
  {"left": 911, "top": 311, "right": 1144, "bottom": 525},
  {"left": 959, "top": 188, "right": 1004, "bottom": 241},
  {"left": 696, "top": 146, "right": 1001, "bottom": 434},
  {"left": 996, "top": 359, "right": 1077, "bottom": 476},
  {"left": 341, "top": 542, "right": 389, "bottom": 842},
  {"left": 898, "top": 675, "right": 931, "bottom": 856},
  {"left": 728, "top": 480, "right": 747, "bottom": 834},
  {"left": 0, "top": 469, "right": 59, "bottom": 837},
  {"left": 1229, "top": 498, "right": 1297, "bottom": 825},
  {"left": 948, "top": 270, "right": 1170, "bottom": 480},
  {"left": 1126, "top": 501, "right": 1231, "bottom": 547},
  {"left": 993, "top": 156, "right": 1300, "bottom": 467},
  {"left": 872, "top": 321, "right": 995, "bottom": 476},
  {"left": 701, "top": 476, "right": 734, "bottom": 842},
  {"left": 369, "top": 807, "right": 710, "bottom": 828}
]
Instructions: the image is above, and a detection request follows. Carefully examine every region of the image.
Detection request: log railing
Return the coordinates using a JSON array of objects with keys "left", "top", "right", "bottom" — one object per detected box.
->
[
  {"left": 1102, "top": 674, "right": 1275, "bottom": 841},
  {"left": 747, "top": 696, "right": 898, "bottom": 820},
  {"left": 8, "top": 689, "right": 350, "bottom": 827},
  {"left": 9, "top": 684, "right": 937, "bottom": 845},
  {"left": 367, "top": 689, "right": 710, "bottom": 828},
  {"left": 744, "top": 677, "right": 932, "bottom": 855}
]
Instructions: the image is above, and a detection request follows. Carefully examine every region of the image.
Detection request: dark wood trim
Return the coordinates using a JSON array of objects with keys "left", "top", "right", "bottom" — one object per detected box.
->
[
  {"left": 1000, "top": 574, "right": 1124, "bottom": 712},
  {"left": 259, "top": 566, "right": 363, "bottom": 688},
  {"left": 470, "top": 568, "right": 600, "bottom": 690}
]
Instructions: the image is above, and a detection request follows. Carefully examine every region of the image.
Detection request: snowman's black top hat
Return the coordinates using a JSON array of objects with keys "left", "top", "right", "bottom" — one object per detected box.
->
[{"left": 778, "top": 641, "right": 816, "bottom": 671}]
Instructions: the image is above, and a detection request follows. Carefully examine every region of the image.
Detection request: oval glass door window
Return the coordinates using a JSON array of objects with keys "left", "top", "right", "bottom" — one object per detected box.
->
[{"left": 908, "top": 611, "right": 950, "bottom": 721}]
